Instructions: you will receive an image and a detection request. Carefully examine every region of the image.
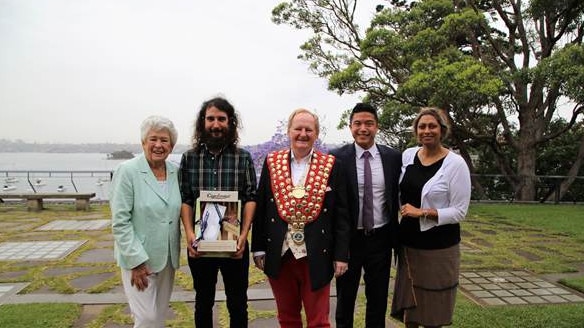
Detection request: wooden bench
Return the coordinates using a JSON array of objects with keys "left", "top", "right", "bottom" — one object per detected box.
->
[{"left": 0, "top": 193, "right": 96, "bottom": 211}]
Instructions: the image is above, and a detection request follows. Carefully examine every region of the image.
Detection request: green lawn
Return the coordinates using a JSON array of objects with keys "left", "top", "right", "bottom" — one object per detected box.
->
[
  {"left": 1, "top": 203, "right": 583, "bottom": 327},
  {"left": 461, "top": 204, "right": 584, "bottom": 274},
  {"left": 470, "top": 203, "right": 584, "bottom": 241},
  {"left": 449, "top": 203, "right": 584, "bottom": 328},
  {"left": 0, "top": 303, "right": 80, "bottom": 328},
  {"left": 453, "top": 296, "right": 584, "bottom": 328}
]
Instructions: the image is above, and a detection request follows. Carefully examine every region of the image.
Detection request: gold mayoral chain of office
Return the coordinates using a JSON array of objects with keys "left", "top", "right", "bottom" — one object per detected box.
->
[{"left": 267, "top": 149, "right": 335, "bottom": 239}]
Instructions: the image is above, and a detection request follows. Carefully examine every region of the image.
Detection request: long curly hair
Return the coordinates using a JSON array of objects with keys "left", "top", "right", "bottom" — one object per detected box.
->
[{"left": 192, "top": 97, "right": 240, "bottom": 151}]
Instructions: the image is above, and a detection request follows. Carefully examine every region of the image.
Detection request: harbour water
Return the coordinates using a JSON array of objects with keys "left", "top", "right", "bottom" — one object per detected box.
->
[{"left": 0, "top": 152, "right": 182, "bottom": 200}]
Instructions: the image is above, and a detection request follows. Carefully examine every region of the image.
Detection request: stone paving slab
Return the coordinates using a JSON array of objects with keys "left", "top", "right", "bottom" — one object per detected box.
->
[
  {"left": 37, "top": 219, "right": 110, "bottom": 231},
  {"left": 0, "top": 283, "right": 28, "bottom": 305},
  {"left": 4, "top": 269, "right": 583, "bottom": 307},
  {"left": 460, "top": 270, "right": 584, "bottom": 306},
  {"left": 76, "top": 248, "right": 115, "bottom": 263},
  {"left": 70, "top": 296, "right": 401, "bottom": 328},
  {"left": 0, "top": 240, "right": 86, "bottom": 260},
  {"left": 4, "top": 289, "right": 273, "bottom": 304}
]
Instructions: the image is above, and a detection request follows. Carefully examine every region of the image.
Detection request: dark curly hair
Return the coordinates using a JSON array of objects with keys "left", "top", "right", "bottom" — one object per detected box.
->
[{"left": 192, "top": 97, "right": 240, "bottom": 151}]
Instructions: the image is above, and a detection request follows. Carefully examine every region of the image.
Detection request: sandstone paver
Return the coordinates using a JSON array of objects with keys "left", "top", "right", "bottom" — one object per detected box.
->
[{"left": 0, "top": 240, "right": 86, "bottom": 260}]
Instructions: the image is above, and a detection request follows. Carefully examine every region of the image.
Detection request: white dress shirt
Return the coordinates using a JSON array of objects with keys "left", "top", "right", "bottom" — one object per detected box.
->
[{"left": 355, "top": 144, "right": 387, "bottom": 229}]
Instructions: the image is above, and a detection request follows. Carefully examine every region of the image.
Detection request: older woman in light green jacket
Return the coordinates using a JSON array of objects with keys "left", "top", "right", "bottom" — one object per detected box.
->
[{"left": 111, "top": 115, "right": 181, "bottom": 328}]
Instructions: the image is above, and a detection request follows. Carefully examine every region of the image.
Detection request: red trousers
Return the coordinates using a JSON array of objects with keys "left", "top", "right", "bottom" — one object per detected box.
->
[{"left": 268, "top": 254, "right": 331, "bottom": 327}]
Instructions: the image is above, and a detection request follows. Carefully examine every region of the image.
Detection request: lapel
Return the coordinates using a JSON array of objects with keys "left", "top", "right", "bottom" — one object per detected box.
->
[
  {"left": 138, "top": 155, "right": 169, "bottom": 204},
  {"left": 378, "top": 145, "right": 391, "bottom": 184},
  {"left": 347, "top": 144, "right": 358, "bottom": 192},
  {"left": 346, "top": 144, "right": 360, "bottom": 220}
]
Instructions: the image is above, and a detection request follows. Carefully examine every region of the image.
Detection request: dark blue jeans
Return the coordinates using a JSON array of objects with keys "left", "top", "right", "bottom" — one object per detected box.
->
[{"left": 188, "top": 243, "right": 249, "bottom": 328}]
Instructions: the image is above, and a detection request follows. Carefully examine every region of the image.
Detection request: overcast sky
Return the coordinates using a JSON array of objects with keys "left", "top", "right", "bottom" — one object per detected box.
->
[{"left": 0, "top": 0, "right": 384, "bottom": 146}]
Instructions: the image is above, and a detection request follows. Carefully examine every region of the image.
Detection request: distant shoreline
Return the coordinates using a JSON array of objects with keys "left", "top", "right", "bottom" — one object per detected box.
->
[
  {"left": 0, "top": 140, "right": 345, "bottom": 154},
  {"left": 0, "top": 140, "right": 188, "bottom": 154}
]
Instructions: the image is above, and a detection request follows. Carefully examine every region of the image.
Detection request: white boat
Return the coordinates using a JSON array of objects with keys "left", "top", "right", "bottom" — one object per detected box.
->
[
  {"left": 34, "top": 178, "right": 46, "bottom": 187},
  {"left": 5, "top": 177, "right": 18, "bottom": 183},
  {"left": 57, "top": 185, "right": 66, "bottom": 192},
  {"left": 2, "top": 185, "right": 17, "bottom": 191}
]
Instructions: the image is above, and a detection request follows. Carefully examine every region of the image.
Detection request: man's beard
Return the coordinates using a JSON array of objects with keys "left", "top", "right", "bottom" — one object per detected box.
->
[{"left": 201, "top": 128, "right": 228, "bottom": 150}]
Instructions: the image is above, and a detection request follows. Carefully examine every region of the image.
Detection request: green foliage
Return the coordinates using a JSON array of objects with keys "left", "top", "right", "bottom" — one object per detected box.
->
[
  {"left": 538, "top": 120, "right": 584, "bottom": 176},
  {"left": 272, "top": 0, "right": 584, "bottom": 201},
  {"left": 535, "top": 44, "right": 584, "bottom": 102},
  {"left": 401, "top": 51, "right": 503, "bottom": 108},
  {"left": 328, "top": 60, "right": 363, "bottom": 94}
]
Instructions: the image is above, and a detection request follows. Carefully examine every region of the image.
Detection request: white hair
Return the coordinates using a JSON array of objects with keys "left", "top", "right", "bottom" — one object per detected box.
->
[{"left": 140, "top": 115, "right": 178, "bottom": 146}]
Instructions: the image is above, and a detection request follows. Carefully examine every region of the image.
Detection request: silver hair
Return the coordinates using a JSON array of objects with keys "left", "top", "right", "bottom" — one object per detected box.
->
[
  {"left": 287, "top": 108, "right": 320, "bottom": 135},
  {"left": 140, "top": 115, "right": 178, "bottom": 146}
]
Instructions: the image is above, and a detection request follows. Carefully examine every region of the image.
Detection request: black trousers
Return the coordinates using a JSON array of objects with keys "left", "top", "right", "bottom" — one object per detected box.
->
[
  {"left": 335, "top": 224, "right": 393, "bottom": 328},
  {"left": 188, "top": 243, "right": 249, "bottom": 328}
]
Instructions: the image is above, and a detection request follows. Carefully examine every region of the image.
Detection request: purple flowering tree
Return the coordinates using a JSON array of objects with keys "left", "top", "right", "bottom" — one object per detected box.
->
[{"left": 244, "top": 120, "right": 329, "bottom": 175}]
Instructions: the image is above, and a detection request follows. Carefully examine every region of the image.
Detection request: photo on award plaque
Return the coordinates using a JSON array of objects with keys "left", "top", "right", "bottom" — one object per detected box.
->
[{"left": 194, "top": 190, "right": 241, "bottom": 257}]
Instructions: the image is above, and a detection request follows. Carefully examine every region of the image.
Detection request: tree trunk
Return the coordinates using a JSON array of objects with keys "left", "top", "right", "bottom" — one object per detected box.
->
[
  {"left": 547, "top": 135, "right": 584, "bottom": 202},
  {"left": 516, "top": 109, "right": 538, "bottom": 201},
  {"left": 515, "top": 148, "right": 537, "bottom": 201}
]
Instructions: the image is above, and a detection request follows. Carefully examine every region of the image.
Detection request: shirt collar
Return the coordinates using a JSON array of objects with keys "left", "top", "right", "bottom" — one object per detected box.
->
[
  {"left": 290, "top": 148, "right": 313, "bottom": 164},
  {"left": 355, "top": 143, "right": 378, "bottom": 159}
]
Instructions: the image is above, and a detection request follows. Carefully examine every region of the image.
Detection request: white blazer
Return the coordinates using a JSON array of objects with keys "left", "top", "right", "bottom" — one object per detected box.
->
[{"left": 400, "top": 147, "right": 471, "bottom": 231}]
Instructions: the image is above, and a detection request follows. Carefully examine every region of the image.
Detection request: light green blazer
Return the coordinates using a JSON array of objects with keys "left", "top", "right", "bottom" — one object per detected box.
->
[{"left": 111, "top": 154, "right": 181, "bottom": 272}]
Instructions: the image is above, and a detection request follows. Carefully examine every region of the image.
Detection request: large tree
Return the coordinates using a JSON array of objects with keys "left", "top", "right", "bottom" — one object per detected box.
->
[{"left": 273, "top": 0, "right": 584, "bottom": 201}]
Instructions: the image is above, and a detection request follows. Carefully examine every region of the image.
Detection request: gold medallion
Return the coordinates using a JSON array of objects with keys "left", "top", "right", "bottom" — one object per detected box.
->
[
  {"left": 267, "top": 150, "right": 335, "bottom": 226},
  {"left": 292, "top": 187, "right": 306, "bottom": 199}
]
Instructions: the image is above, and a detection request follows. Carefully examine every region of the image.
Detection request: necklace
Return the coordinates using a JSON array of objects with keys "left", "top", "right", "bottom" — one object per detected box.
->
[{"left": 291, "top": 157, "right": 310, "bottom": 199}]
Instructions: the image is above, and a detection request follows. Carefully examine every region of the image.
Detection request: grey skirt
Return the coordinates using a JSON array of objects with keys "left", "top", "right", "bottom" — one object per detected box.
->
[{"left": 391, "top": 244, "right": 460, "bottom": 327}]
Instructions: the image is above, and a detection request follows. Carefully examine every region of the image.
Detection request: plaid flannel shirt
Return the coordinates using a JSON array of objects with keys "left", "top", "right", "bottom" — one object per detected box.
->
[{"left": 179, "top": 145, "right": 257, "bottom": 209}]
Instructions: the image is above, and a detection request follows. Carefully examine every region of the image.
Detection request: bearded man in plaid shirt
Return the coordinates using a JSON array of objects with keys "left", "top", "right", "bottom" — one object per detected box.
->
[{"left": 179, "top": 96, "right": 257, "bottom": 328}]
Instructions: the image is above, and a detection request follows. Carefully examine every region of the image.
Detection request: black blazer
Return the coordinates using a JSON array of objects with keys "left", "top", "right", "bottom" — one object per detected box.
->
[
  {"left": 251, "top": 152, "right": 351, "bottom": 291},
  {"left": 329, "top": 143, "right": 401, "bottom": 247}
]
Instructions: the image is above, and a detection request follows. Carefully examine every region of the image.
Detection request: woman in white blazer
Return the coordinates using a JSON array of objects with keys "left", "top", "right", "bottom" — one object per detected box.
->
[
  {"left": 111, "top": 116, "right": 181, "bottom": 328},
  {"left": 391, "top": 107, "right": 471, "bottom": 328}
]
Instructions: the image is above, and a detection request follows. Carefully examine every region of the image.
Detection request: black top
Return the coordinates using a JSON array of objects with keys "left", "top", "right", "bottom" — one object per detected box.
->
[{"left": 399, "top": 152, "right": 460, "bottom": 249}]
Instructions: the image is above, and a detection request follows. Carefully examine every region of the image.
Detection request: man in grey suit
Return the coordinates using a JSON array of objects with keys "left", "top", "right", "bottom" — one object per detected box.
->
[{"left": 330, "top": 103, "right": 402, "bottom": 328}]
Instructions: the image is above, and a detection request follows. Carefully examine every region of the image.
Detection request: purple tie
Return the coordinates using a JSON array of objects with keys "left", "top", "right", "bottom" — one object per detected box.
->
[{"left": 362, "top": 151, "right": 373, "bottom": 232}]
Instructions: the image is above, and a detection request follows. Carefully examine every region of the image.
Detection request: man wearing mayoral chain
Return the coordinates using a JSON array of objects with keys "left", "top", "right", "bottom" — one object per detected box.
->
[{"left": 251, "top": 108, "right": 351, "bottom": 327}]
